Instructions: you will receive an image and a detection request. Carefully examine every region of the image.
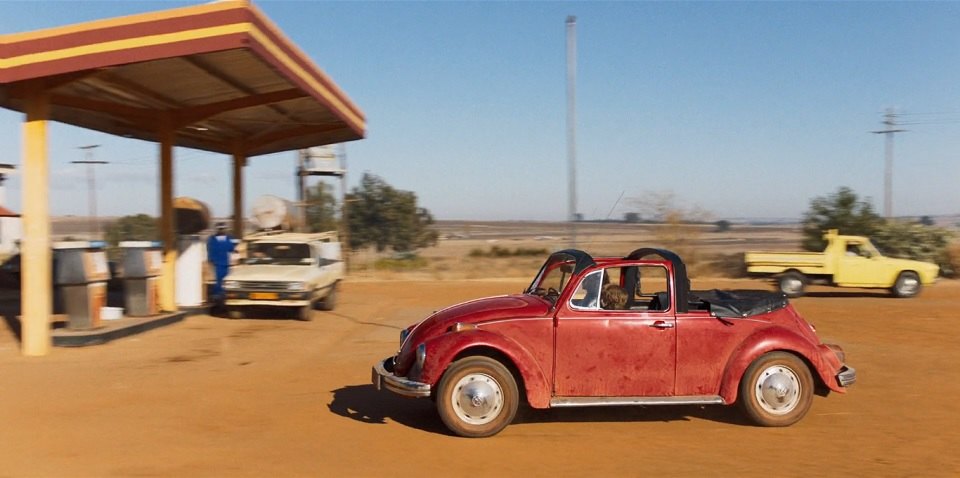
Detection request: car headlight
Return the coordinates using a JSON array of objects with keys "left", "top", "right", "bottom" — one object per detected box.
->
[
  {"left": 416, "top": 343, "right": 427, "bottom": 369},
  {"left": 223, "top": 280, "right": 239, "bottom": 290},
  {"left": 826, "top": 344, "right": 846, "bottom": 364},
  {"left": 286, "top": 282, "right": 307, "bottom": 291},
  {"left": 400, "top": 328, "right": 410, "bottom": 348}
]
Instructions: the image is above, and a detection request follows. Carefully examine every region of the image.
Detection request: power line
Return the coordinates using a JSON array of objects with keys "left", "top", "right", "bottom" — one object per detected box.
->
[
  {"left": 72, "top": 145, "right": 108, "bottom": 240},
  {"left": 870, "top": 108, "right": 906, "bottom": 218}
]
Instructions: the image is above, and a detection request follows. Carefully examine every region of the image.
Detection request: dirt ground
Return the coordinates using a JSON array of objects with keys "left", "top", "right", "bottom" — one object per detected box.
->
[{"left": 0, "top": 275, "right": 958, "bottom": 477}]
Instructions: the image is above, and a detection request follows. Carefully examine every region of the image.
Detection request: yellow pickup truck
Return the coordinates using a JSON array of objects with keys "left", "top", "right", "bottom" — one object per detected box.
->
[{"left": 745, "top": 230, "right": 939, "bottom": 298}]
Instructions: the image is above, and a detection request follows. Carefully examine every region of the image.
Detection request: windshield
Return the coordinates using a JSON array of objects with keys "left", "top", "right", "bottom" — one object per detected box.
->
[
  {"left": 526, "top": 253, "right": 577, "bottom": 303},
  {"left": 244, "top": 243, "right": 313, "bottom": 266}
]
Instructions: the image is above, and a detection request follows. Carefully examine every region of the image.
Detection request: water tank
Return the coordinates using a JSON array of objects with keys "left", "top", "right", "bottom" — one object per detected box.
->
[
  {"left": 173, "top": 197, "right": 211, "bottom": 234},
  {"left": 251, "top": 195, "right": 293, "bottom": 230}
]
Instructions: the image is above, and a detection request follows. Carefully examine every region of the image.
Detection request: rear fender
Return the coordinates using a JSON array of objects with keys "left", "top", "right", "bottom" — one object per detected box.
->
[
  {"left": 718, "top": 327, "right": 830, "bottom": 403},
  {"left": 419, "top": 329, "right": 552, "bottom": 408}
]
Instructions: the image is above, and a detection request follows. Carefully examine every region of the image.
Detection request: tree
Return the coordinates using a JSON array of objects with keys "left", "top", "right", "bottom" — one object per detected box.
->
[
  {"left": 625, "top": 190, "right": 711, "bottom": 267},
  {"left": 623, "top": 212, "right": 640, "bottom": 223},
  {"left": 801, "top": 187, "right": 882, "bottom": 251},
  {"left": 346, "top": 173, "right": 438, "bottom": 253},
  {"left": 304, "top": 181, "right": 338, "bottom": 232},
  {"left": 714, "top": 220, "right": 732, "bottom": 233},
  {"left": 105, "top": 214, "right": 158, "bottom": 246},
  {"left": 918, "top": 216, "right": 935, "bottom": 226}
]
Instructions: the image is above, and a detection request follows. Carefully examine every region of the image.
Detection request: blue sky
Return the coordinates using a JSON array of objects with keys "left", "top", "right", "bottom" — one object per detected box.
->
[{"left": 2, "top": 1, "right": 959, "bottom": 222}]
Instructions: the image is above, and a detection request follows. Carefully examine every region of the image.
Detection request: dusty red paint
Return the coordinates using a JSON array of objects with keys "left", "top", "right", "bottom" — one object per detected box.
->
[{"left": 386, "top": 249, "right": 850, "bottom": 410}]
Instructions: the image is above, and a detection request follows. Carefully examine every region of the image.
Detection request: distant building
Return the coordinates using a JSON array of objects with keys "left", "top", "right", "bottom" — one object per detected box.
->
[{"left": 0, "top": 164, "right": 21, "bottom": 255}]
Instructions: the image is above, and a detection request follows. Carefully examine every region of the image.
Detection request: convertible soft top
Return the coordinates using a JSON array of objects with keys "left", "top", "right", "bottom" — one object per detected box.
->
[{"left": 691, "top": 289, "right": 789, "bottom": 318}]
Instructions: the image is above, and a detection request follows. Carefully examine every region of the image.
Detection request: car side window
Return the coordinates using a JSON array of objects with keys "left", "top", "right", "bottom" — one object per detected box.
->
[
  {"left": 570, "top": 268, "right": 625, "bottom": 310},
  {"left": 627, "top": 265, "right": 671, "bottom": 311},
  {"left": 570, "top": 270, "right": 604, "bottom": 309}
]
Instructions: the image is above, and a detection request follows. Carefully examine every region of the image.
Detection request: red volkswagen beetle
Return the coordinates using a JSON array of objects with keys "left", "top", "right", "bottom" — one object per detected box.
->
[{"left": 373, "top": 248, "right": 855, "bottom": 437}]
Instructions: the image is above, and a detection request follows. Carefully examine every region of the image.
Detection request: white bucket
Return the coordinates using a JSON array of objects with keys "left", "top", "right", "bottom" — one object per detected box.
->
[{"left": 101, "top": 306, "right": 124, "bottom": 321}]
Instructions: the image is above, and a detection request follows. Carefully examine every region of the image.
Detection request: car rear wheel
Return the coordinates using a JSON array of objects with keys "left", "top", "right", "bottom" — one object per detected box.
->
[
  {"left": 738, "top": 352, "right": 813, "bottom": 427},
  {"left": 436, "top": 356, "right": 519, "bottom": 438},
  {"left": 777, "top": 271, "right": 807, "bottom": 298},
  {"left": 891, "top": 271, "right": 921, "bottom": 298}
]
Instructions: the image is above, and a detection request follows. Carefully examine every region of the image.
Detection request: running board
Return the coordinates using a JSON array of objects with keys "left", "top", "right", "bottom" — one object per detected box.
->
[{"left": 550, "top": 395, "right": 725, "bottom": 408}]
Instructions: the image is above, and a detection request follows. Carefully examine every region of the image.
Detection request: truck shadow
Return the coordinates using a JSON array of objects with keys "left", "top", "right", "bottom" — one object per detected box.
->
[
  {"left": 800, "top": 291, "right": 892, "bottom": 299},
  {"left": 327, "top": 384, "right": 749, "bottom": 436}
]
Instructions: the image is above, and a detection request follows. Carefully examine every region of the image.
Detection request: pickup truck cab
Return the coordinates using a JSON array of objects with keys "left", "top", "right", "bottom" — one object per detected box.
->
[
  {"left": 223, "top": 231, "right": 343, "bottom": 320},
  {"left": 373, "top": 247, "right": 854, "bottom": 437},
  {"left": 745, "top": 229, "right": 939, "bottom": 298}
]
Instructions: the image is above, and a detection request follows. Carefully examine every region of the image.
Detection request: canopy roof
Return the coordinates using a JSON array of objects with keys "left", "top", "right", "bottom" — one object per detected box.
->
[{"left": 0, "top": 0, "right": 365, "bottom": 157}]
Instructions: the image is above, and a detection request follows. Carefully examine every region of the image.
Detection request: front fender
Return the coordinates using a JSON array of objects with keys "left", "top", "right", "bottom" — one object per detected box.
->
[
  {"left": 718, "top": 326, "right": 832, "bottom": 404},
  {"left": 418, "top": 329, "right": 552, "bottom": 409}
]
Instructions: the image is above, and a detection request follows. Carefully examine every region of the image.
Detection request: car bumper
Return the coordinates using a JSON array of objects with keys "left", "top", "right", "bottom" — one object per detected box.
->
[
  {"left": 372, "top": 357, "right": 431, "bottom": 398},
  {"left": 225, "top": 290, "right": 314, "bottom": 307},
  {"left": 837, "top": 365, "right": 856, "bottom": 387},
  {"left": 224, "top": 298, "right": 312, "bottom": 307}
]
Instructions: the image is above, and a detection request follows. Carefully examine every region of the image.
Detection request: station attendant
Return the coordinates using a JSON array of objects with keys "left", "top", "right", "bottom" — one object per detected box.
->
[{"left": 207, "top": 223, "right": 236, "bottom": 299}]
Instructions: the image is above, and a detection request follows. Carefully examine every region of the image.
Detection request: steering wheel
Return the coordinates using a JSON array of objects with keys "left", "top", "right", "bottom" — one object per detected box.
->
[{"left": 532, "top": 287, "right": 561, "bottom": 302}]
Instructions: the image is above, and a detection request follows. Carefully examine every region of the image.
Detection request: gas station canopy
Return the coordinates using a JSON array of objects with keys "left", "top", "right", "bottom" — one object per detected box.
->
[
  {"left": 0, "top": 1, "right": 367, "bottom": 356},
  {"left": 0, "top": 0, "right": 366, "bottom": 156}
]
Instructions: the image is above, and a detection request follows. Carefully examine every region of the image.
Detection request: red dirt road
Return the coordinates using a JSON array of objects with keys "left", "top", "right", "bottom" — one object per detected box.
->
[{"left": 0, "top": 278, "right": 958, "bottom": 477}]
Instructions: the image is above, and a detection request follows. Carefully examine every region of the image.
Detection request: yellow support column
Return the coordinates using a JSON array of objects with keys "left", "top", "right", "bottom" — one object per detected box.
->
[
  {"left": 232, "top": 149, "right": 245, "bottom": 238},
  {"left": 158, "top": 123, "right": 177, "bottom": 312},
  {"left": 20, "top": 89, "right": 52, "bottom": 356}
]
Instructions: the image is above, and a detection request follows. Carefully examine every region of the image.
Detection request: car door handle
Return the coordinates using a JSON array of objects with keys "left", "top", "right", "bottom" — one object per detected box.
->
[{"left": 651, "top": 320, "right": 674, "bottom": 329}]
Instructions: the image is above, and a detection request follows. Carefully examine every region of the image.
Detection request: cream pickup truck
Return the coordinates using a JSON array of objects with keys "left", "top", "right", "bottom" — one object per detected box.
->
[
  {"left": 222, "top": 231, "right": 344, "bottom": 320},
  {"left": 745, "top": 229, "right": 939, "bottom": 298}
]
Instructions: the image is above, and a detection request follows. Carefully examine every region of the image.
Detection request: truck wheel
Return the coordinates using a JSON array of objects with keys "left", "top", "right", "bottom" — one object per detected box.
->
[
  {"left": 738, "top": 352, "right": 814, "bottom": 427},
  {"left": 777, "top": 272, "right": 807, "bottom": 298},
  {"left": 891, "top": 271, "right": 921, "bottom": 298},
  {"left": 318, "top": 283, "right": 337, "bottom": 311},
  {"left": 436, "top": 356, "right": 519, "bottom": 438},
  {"left": 226, "top": 307, "right": 244, "bottom": 320},
  {"left": 297, "top": 305, "right": 313, "bottom": 321}
]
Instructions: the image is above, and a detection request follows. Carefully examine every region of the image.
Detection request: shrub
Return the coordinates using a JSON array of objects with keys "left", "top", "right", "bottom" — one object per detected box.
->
[
  {"left": 373, "top": 255, "right": 428, "bottom": 271},
  {"left": 944, "top": 243, "right": 960, "bottom": 278},
  {"left": 871, "top": 221, "right": 954, "bottom": 274},
  {"left": 467, "top": 246, "right": 549, "bottom": 259}
]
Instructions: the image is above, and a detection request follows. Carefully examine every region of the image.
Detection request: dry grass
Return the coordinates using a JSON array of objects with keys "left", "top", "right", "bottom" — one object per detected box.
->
[{"left": 346, "top": 222, "right": 805, "bottom": 281}]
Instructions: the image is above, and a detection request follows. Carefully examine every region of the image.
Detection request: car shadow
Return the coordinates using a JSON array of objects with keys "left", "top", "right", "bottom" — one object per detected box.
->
[
  {"left": 328, "top": 384, "right": 448, "bottom": 435},
  {"left": 327, "top": 384, "right": 750, "bottom": 436},
  {"left": 514, "top": 402, "right": 749, "bottom": 427}
]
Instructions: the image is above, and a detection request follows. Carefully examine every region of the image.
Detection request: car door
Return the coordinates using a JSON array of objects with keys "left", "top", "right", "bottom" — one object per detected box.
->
[
  {"left": 835, "top": 239, "right": 890, "bottom": 286},
  {"left": 553, "top": 264, "right": 677, "bottom": 397}
]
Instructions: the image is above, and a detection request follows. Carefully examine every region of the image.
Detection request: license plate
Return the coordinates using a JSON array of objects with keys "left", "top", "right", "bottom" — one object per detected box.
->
[{"left": 249, "top": 292, "right": 278, "bottom": 300}]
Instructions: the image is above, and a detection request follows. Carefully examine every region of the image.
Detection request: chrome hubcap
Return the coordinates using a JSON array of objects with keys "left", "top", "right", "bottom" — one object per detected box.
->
[
  {"left": 781, "top": 278, "right": 802, "bottom": 295},
  {"left": 899, "top": 277, "right": 919, "bottom": 294},
  {"left": 754, "top": 365, "right": 801, "bottom": 415},
  {"left": 451, "top": 373, "right": 503, "bottom": 425}
]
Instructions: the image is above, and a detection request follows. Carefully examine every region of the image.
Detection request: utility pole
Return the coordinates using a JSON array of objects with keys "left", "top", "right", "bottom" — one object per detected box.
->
[
  {"left": 72, "top": 145, "right": 107, "bottom": 240},
  {"left": 566, "top": 15, "right": 578, "bottom": 247},
  {"left": 871, "top": 108, "right": 906, "bottom": 218}
]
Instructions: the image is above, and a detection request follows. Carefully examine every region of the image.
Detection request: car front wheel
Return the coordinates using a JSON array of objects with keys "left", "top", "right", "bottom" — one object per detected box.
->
[
  {"left": 436, "top": 356, "right": 519, "bottom": 438},
  {"left": 738, "top": 352, "right": 813, "bottom": 427},
  {"left": 318, "top": 283, "right": 337, "bottom": 311},
  {"left": 891, "top": 271, "right": 921, "bottom": 298},
  {"left": 297, "top": 305, "right": 313, "bottom": 321}
]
